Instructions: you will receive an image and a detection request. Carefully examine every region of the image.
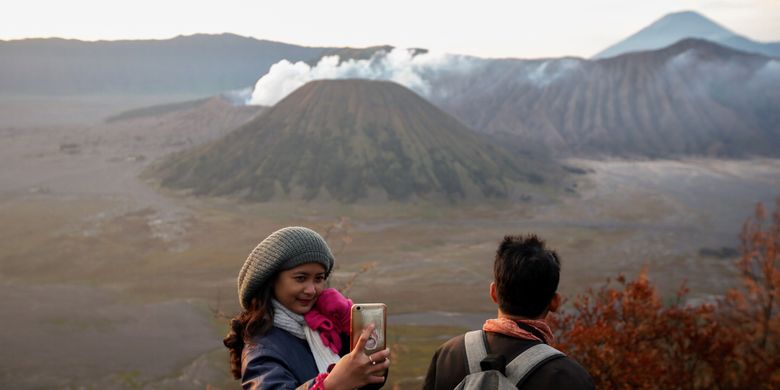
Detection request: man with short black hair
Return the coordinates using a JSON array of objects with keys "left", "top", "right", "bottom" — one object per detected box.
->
[{"left": 423, "top": 234, "right": 594, "bottom": 389}]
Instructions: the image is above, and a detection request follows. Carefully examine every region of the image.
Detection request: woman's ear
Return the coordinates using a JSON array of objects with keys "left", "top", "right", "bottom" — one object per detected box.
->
[{"left": 489, "top": 282, "right": 498, "bottom": 304}]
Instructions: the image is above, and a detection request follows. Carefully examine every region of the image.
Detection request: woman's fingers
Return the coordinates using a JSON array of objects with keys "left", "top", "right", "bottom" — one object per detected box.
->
[
  {"left": 366, "top": 348, "right": 391, "bottom": 375},
  {"left": 352, "top": 323, "right": 375, "bottom": 352},
  {"left": 367, "top": 348, "right": 390, "bottom": 365},
  {"left": 325, "top": 343, "right": 389, "bottom": 390},
  {"left": 367, "top": 363, "right": 389, "bottom": 376},
  {"left": 367, "top": 374, "right": 386, "bottom": 384}
]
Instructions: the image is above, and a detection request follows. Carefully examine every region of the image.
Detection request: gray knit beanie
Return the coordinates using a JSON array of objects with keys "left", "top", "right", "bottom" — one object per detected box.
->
[{"left": 237, "top": 226, "right": 334, "bottom": 310}]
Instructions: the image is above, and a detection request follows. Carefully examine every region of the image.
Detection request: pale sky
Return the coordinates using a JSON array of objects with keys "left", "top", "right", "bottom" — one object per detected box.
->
[{"left": 2, "top": 0, "right": 779, "bottom": 59}]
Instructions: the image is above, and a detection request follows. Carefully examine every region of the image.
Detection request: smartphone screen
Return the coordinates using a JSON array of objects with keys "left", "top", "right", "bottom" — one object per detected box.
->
[{"left": 350, "top": 303, "right": 387, "bottom": 355}]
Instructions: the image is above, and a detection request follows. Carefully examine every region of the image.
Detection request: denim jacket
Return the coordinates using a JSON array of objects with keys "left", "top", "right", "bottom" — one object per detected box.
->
[{"left": 241, "top": 327, "right": 320, "bottom": 390}]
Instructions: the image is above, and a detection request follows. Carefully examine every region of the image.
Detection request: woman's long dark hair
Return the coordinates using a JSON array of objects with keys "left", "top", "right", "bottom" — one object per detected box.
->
[{"left": 223, "top": 280, "right": 275, "bottom": 379}]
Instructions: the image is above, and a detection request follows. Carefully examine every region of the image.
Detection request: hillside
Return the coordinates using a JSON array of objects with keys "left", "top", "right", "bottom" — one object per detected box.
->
[
  {"left": 0, "top": 34, "right": 402, "bottom": 97},
  {"left": 5, "top": 30, "right": 777, "bottom": 158},
  {"left": 0, "top": 34, "right": 325, "bottom": 96},
  {"left": 148, "top": 79, "right": 557, "bottom": 203},
  {"left": 428, "top": 39, "right": 780, "bottom": 157},
  {"left": 102, "top": 96, "right": 266, "bottom": 161}
]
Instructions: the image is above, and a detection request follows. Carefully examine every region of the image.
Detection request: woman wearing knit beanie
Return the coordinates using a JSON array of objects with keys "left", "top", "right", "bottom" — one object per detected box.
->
[{"left": 223, "top": 226, "right": 390, "bottom": 390}]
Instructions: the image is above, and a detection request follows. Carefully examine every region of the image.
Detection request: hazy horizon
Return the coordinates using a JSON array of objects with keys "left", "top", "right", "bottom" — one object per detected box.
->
[{"left": 2, "top": 0, "right": 780, "bottom": 59}]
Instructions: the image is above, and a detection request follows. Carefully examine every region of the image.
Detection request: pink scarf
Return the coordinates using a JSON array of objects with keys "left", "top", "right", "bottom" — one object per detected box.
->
[
  {"left": 304, "top": 288, "right": 352, "bottom": 355},
  {"left": 483, "top": 317, "right": 555, "bottom": 344}
]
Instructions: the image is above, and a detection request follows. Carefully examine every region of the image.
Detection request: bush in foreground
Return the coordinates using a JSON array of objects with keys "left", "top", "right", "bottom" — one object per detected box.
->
[{"left": 551, "top": 197, "right": 780, "bottom": 389}]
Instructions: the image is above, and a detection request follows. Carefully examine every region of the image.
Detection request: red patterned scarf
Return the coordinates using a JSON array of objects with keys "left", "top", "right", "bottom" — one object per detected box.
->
[{"left": 482, "top": 317, "right": 554, "bottom": 344}]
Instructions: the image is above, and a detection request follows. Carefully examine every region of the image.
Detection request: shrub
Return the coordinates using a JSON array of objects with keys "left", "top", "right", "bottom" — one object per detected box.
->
[{"left": 551, "top": 197, "right": 780, "bottom": 389}]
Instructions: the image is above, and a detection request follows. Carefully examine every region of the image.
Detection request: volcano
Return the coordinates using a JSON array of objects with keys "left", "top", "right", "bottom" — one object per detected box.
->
[{"left": 149, "top": 79, "right": 554, "bottom": 202}]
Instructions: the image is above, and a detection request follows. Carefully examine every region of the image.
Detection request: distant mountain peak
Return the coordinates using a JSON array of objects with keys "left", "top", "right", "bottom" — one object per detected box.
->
[
  {"left": 649, "top": 10, "right": 736, "bottom": 39},
  {"left": 593, "top": 10, "right": 759, "bottom": 59}
]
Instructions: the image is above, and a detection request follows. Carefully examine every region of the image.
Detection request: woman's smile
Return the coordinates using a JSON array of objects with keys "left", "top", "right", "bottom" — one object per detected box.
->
[{"left": 274, "top": 262, "right": 327, "bottom": 315}]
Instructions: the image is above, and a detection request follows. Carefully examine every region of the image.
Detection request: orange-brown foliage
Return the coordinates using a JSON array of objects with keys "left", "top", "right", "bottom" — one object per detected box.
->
[{"left": 551, "top": 197, "right": 780, "bottom": 389}]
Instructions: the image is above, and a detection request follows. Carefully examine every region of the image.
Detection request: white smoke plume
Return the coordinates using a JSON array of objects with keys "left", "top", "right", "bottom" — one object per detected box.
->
[
  {"left": 525, "top": 58, "right": 583, "bottom": 87},
  {"left": 753, "top": 59, "right": 780, "bottom": 83},
  {"left": 247, "top": 48, "right": 478, "bottom": 106}
]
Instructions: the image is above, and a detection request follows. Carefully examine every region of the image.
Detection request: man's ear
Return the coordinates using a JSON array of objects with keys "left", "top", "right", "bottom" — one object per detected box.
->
[
  {"left": 548, "top": 293, "right": 561, "bottom": 313},
  {"left": 489, "top": 282, "right": 498, "bottom": 304}
]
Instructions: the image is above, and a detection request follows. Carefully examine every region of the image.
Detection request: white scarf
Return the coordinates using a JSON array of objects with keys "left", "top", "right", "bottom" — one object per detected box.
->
[{"left": 272, "top": 299, "right": 341, "bottom": 372}]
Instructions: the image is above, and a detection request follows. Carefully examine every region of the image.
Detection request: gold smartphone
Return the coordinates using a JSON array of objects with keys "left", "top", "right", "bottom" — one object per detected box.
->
[{"left": 349, "top": 303, "right": 387, "bottom": 355}]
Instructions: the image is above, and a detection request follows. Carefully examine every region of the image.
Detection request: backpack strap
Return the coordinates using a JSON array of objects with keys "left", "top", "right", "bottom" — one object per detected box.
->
[
  {"left": 463, "top": 330, "right": 488, "bottom": 374},
  {"left": 505, "top": 343, "right": 565, "bottom": 385}
]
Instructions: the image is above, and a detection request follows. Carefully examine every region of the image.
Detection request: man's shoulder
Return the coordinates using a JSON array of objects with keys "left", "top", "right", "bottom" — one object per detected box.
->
[
  {"left": 523, "top": 353, "right": 594, "bottom": 389},
  {"left": 436, "top": 333, "right": 467, "bottom": 354},
  {"left": 429, "top": 332, "right": 468, "bottom": 367},
  {"left": 424, "top": 332, "right": 470, "bottom": 390}
]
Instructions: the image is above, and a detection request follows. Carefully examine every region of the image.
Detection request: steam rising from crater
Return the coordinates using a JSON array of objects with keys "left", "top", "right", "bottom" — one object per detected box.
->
[{"left": 247, "top": 48, "right": 477, "bottom": 106}]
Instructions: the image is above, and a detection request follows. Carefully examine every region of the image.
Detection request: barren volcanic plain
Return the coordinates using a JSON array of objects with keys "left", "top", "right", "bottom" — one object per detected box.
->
[{"left": 1, "top": 96, "right": 779, "bottom": 389}]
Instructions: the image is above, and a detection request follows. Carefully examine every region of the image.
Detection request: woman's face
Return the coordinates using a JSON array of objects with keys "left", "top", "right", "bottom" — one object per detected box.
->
[{"left": 273, "top": 262, "right": 327, "bottom": 315}]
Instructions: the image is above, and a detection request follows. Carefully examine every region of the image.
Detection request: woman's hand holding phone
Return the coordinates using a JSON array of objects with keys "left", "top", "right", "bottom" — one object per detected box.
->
[{"left": 324, "top": 323, "right": 390, "bottom": 390}]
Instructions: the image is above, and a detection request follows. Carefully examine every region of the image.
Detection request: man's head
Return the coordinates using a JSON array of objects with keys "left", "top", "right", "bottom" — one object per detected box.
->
[{"left": 491, "top": 234, "right": 561, "bottom": 319}]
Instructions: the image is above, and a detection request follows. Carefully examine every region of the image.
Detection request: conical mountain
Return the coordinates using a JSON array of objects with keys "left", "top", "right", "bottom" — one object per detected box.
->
[
  {"left": 593, "top": 11, "right": 780, "bottom": 59},
  {"left": 149, "top": 79, "right": 549, "bottom": 202}
]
